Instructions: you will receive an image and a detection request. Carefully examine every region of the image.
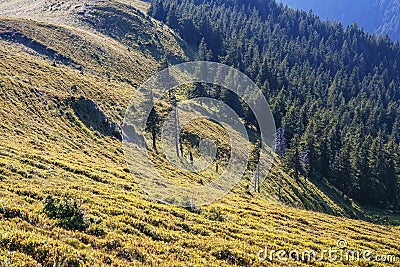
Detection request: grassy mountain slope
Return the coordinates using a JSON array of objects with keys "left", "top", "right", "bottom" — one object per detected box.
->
[
  {"left": 0, "top": 0, "right": 399, "bottom": 266},
  {"left": 0, "top": 0, "right": 361, "bottom": 213}
]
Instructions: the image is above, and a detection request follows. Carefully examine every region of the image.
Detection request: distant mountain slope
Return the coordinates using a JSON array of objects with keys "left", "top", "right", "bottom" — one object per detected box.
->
[{"left": 278, "top": 0, "right": 400, "bottom": 40}]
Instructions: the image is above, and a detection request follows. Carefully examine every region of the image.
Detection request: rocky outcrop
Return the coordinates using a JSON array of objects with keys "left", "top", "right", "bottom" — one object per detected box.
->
[{"left": 68, "top": 96, "right": 122, "bottom": 140}]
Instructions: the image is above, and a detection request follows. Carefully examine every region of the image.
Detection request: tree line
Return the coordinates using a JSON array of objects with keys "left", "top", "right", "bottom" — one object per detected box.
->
[{"left": 148, "top": 0, "right": 400, "bottom": 212}]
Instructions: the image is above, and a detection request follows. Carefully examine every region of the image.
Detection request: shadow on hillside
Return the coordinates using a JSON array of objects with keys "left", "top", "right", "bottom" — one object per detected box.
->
[
  {"left": 68, "top": 96, "right": 122, "bottom": 140},
  {"left": 0, "top": 29, "right": 81, "bottom": 68},
  {"left": 305, "top": 177, "right": 367, "bottom": 219}
]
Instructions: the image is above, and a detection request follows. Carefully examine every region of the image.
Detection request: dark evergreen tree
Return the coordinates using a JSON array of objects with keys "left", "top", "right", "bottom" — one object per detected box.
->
[
  {"left": 197, "top": 38, "right": 212, "bottom": 61},
  {"left": 145, "top": 89, "right": 161, "bottom": 151}
]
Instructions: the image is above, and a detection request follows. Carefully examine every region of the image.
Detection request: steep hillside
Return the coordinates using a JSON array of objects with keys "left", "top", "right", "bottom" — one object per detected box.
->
[
  {"left": 0, "top": 0, "right": 369, "bottom": 216},
  {"left": 0, "top": 0, "right": 399, "bottom": 266},
  {"left": 152, "top": 0, "right": 400, "bottom": 212}
]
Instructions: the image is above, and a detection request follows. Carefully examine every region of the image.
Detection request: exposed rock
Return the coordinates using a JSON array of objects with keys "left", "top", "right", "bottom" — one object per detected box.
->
[{"left": 68, "top": 96, "right": 122, "bottom": 140}]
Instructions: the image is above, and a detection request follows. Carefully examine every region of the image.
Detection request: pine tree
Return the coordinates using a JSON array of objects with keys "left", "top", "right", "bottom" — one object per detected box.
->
[
  {"left": 149, "top": 0, "right": 167, "bottom": 21},
  {"left": 197, "top": 38, "right": 212, "bottom": 61},
  {"left": 188, "top": 83, "right": 207, "bottom": 99},
  {"left": 145, "top": 89, "right": 160, "bottom": 151},
  {"left": 333, "top": 144, "right": 353, "bottom": 196},
  {"left": 283, "top": 134, "right": 301, "bottom": 182},
  {"left": 166, "top": 7, "right": 179, "bottom": 29}
]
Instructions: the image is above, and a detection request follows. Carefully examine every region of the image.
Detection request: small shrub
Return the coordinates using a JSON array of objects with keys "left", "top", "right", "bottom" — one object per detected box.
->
[
  {"left": 212, "top": 247, "right": 250, "bottom": 266},
  {"left": 1, "top": 206, "right": 25, "bottom": 219},
  {"left": 43, "top": 196, "right": 87, "bottom": 231},
  {"left": 208, "top": 207, "right": 225, "bottom": 222},
  {"left": 117, "top": 248, "right": 147, "bottom": 263},
  {"left": 87, "top": 224, "right": 106, "bottom": 237},
  {"left": 104, "top": 239, "right": 122, "bottom": 250}
]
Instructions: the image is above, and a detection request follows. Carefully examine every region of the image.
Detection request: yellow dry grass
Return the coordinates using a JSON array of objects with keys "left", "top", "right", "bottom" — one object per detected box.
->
[{"left": 0, "top": 1, "right": 398, "bottom": 266}]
